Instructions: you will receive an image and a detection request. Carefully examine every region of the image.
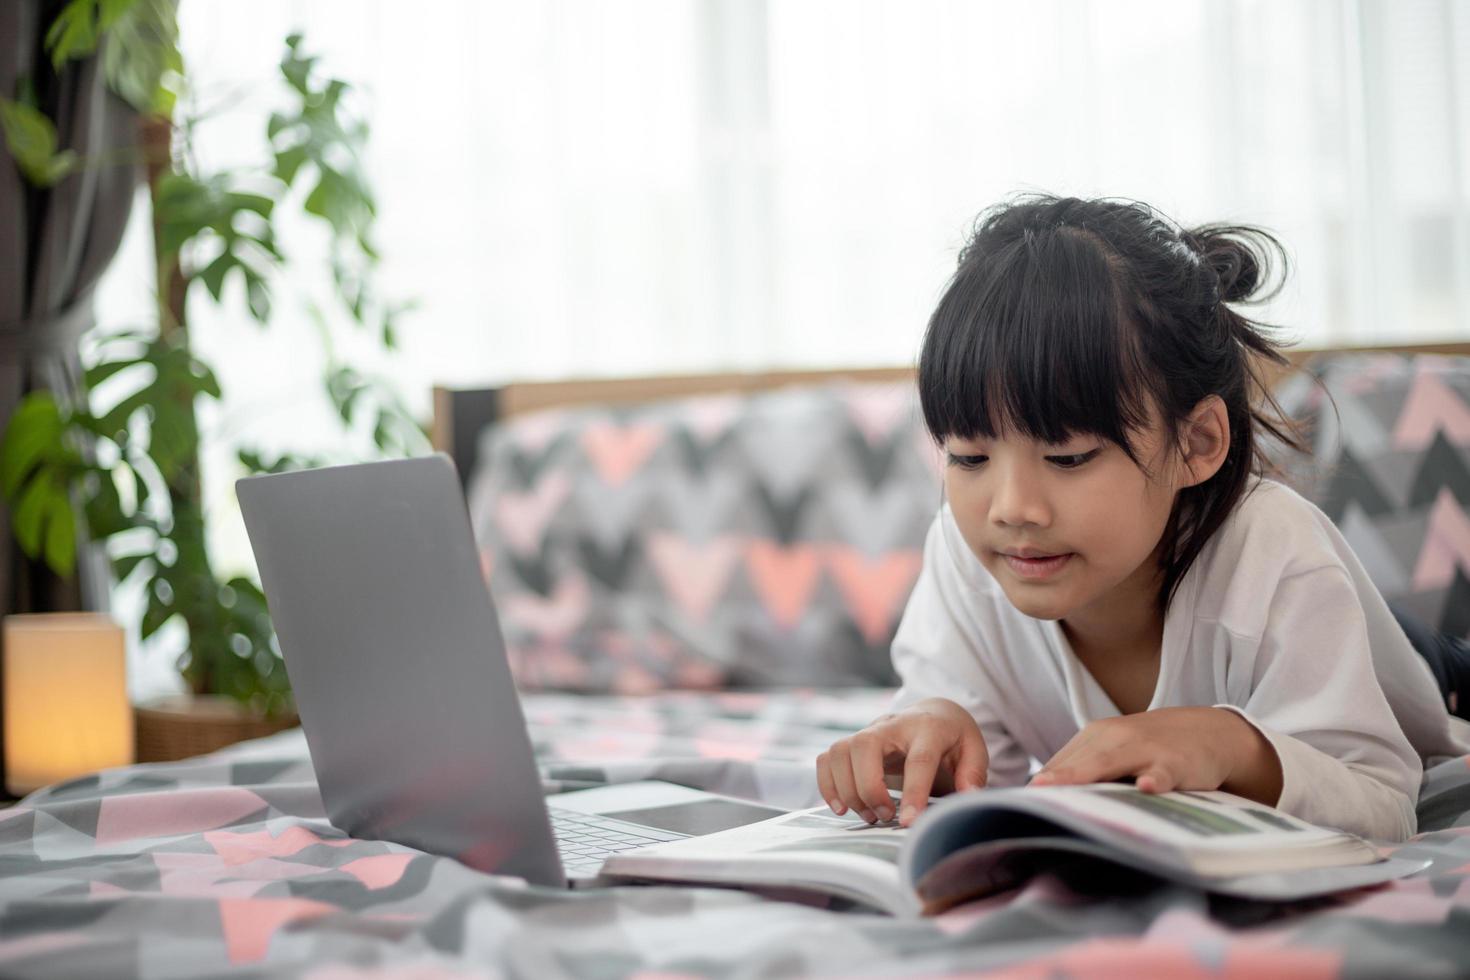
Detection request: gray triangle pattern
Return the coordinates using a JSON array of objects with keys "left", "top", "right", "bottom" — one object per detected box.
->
[
  {"left": 31, "top": 810, "right": 100, "bottom": 860},
  {"left": 1363, "top": 451, "right": 1420, "bottom": 512},
  {"left": 1339, "top": 505, "right": 1409, "bottom": 594},
  {"left": 1337, "top": 391, "right": 1390, "bottom": 455}
]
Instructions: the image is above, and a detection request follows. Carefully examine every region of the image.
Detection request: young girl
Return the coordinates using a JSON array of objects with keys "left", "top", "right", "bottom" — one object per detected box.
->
[{"left": 815, "top": 195, "right": 1470, "bottom": 842}]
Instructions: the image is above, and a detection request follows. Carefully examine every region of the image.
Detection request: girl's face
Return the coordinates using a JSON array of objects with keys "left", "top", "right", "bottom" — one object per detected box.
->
[{"left": 942, "top": 421, "right": 1185, "bottom": 623}]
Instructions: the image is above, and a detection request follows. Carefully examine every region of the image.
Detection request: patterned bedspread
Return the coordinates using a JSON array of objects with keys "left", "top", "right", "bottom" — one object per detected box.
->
[{"left": 5, "top": 688, "right": 1470, "bottom": 979}]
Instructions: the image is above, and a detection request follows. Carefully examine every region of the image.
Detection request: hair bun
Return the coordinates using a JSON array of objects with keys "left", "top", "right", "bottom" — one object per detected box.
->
[{"left": 1187, "top": 224, "right": 1286, "bottom": 304}]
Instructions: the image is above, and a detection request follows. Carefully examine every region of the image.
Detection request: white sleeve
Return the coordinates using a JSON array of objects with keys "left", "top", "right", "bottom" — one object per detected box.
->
[
  {"left": 1214, "top": 566, "right": 1421, "bottom": 842},
  {"left": 889, "top": 515, "right": 1033, "bottom": 788}
]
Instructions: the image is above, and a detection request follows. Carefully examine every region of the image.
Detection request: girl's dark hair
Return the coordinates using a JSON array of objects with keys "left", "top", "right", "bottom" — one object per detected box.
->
[{"left": 918, "top": 194, "right": 1306, "bottom": 609}]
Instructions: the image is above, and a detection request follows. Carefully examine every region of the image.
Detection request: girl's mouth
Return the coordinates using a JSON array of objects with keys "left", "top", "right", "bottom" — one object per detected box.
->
[{"left": 999, "top": 551, "right": 1074, "bottom": 581}]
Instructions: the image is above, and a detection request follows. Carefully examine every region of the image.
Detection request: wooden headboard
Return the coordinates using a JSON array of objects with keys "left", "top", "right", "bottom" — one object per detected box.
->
[{"left": 432, "top": 343, "right": 1470, "bottom": 487}]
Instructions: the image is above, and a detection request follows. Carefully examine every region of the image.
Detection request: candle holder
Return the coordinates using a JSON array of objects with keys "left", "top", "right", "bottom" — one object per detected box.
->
[{"left": 3, "top": 613, "right": 133, "bottom": 797}]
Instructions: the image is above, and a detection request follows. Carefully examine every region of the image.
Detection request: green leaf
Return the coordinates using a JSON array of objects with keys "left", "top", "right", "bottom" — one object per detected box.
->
[
  {"left": 303, "top": 167, "right": 345, "bottom": 226},
  {"left": 13, "top": 470, "right": 59, "bottom": 559},
  {"left": 147, "top": 400, "right": 192, "bottom": 473},
  {"left": 140, "top": 586, "right": 174, "bottom": 639},
  {"left": 43, "top": 493, "right": 77, "bottom": 576},
  {"left": 83, "top": 468, "right": 132, "bottom": 537},
  {"left": 112, "top": 552, "right": 153, "bottom": 582},
  {"left": 45, "top": 1, "right": 103, "bottom": 67},
  {"left": 272, "top": 144, "right": 309, "bottom": 186},
  {"left": 0, "top": 99, "right": 79, "bottom": 187},
  {"left": 0, "top": 393, "right": 65, "bottom": 500},
  {"left": 192, "top": 362, "right": 221, "bottom": 400},
  {"left": 242, "top": 267, "right": 271, "bottom": 322},
  {"left": 101, "top": 0, "right": 180, "bottom": 115},
  {"left": 84, "top": 357, "right": 144, "bottom": 391},
  {"left": 198, "top": 250, "right": 235, "bottom": 301},
  {"left": 229, "top": 192, "right": 274, "bottom": 219},
  {"left": 98, "top": 388, "right": 152, "bottom": 440},
  {"left": 280, "top": 35, "right": 317, "bottom": 94}
]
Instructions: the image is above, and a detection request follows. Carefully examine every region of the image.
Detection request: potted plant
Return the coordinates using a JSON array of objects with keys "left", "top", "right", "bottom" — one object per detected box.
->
[{"left": 0, "top": 2, "right": 427, "bottom": 759}]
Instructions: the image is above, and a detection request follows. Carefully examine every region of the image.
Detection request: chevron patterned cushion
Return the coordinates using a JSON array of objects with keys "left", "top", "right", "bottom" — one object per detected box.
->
[
  {"left": 466, "top": 381, "right": 943, "bottom": 692},
  {"left": 1272, "top": 353, "right": 1470, "bottom": 640}
]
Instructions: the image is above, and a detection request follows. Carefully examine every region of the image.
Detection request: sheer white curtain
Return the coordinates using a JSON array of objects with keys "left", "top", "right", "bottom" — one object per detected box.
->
[{"left": 96, "top": 0, "right": 1470, "bottom": 695}]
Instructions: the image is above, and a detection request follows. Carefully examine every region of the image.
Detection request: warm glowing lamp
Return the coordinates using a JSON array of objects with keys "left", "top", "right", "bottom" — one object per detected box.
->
[{"left": 3, "top": 613, "right": 134, "bottom": 796}]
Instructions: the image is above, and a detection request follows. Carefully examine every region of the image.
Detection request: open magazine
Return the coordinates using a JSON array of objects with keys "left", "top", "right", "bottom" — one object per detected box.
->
[{"left": 598, "top": 784, "right": 1430, "bottom": 917}]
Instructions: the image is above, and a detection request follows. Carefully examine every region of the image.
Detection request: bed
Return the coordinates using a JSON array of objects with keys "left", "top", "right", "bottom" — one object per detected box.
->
[{"left": 6, "top": 349, "right": 1470, "bottom": 978}]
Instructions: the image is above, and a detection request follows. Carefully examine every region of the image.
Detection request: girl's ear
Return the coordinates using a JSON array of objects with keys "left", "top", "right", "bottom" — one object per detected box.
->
[{"left": 1180, "top": 395, "right": 1230, "bottom": 487}]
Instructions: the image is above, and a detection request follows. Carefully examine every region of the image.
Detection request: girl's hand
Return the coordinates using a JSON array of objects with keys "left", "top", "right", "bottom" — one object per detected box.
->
[
  {"left": 1029, "top": 706, "right": 1283, "bottom": 803},
  {"left": 816, "top": 697, "right": 989, "bottom": 827}
]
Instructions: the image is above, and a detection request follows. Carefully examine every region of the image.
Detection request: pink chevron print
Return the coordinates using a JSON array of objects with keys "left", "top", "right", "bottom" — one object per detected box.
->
[
  {"left": 744, "top": 540, "right": 824, "bottom": 629},
  {"left": 581, "top": 420, "right": 665, "bottom": 486},
  {"left": 647, "top": 533, "right": 743, "bottom": 623},
  {"left": 509, "top": 409, "right": 571, "bottom": 453},
  {"left": 1392, "top": 370, "right": 1470, "bottom": 450},
  {"left": 494, "top": 472, "right": 572, "bottom": 556},
  {"left": 825, "top": 546, "right": 923, "bottom": 643},
  {"left": 683, "top": 393, "right": 741, "bottom": 442},
  {"left": 1412, "top": 490, "right": 1470, "bottom": 590},
  {"left": 844, "top": 384, "right": 914, "bottom": 445},
  {"left": 500, "top": 575, "right": 591, "bottom": 640}
]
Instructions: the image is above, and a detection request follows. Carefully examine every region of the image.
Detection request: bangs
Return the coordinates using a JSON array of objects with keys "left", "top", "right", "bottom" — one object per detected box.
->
[{"left": 918, "top": 226, "right": 1152, "bottom": 454}]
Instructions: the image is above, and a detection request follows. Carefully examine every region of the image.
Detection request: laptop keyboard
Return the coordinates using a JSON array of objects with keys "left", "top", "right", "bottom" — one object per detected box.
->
[{"left": 549, "top": 808, "right": 687, "bottom": 877}]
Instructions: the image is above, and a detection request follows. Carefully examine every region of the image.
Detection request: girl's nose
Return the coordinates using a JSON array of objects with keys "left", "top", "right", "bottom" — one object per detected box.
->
[{"left": 989, "top": 465, "right": 1052, "bottom": 528}]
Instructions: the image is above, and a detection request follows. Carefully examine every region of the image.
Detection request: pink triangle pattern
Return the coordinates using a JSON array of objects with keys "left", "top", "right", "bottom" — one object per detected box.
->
[
  {"left": 205, "top": 825, "right": 353, "bottom": 866},
  {"left": 683, "top": 393, "right": 741, "bottom": 443},
  {"left": 507, "top": 642, "right": 589, "bottom": 688},
  {"left": 220, "top": 897, "right": 336, "bottom": 963},
  {"left": 1411, "top": 490, "right": 1470, "bottom": 590},
  {"left": 581, "top": 421, "right": 665, "bottom": 486},
  {"left": 743, "top": 540, "right": 824, "bottom": 630},
  {"left": 339, "top": 853, "right": 415, "bottom": 890},
  {"left": 508, "top": 409, "right": 570, "bottom": 453},
  {"left": 1392, "top": 370, "right": 1470, "bottom": 450},
  {"left": 493, "top": 472, "right": 572, "bottom": 556},
  {"left": 825, "top": 546, "right": 924, "bottom": 643},
  {"left": 844, "top": 384, "right": 913, "bottom": 446},
  {"left": 96, "top": 788, "right": 267, "bottom": 845},
  {"left": 646, "top": 533, "right": 743, "bottom": 623},
  {"left": 158, "top": 853, "right": 327, "bottom": 898},
  {"left": 500, "top": 575, "right": 591, "bottom": 641}
]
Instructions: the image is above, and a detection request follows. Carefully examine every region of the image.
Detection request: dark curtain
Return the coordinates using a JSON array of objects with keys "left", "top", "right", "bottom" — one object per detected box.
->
[{"left": 0, "top": 1, "right": 142, "bottom": 792}]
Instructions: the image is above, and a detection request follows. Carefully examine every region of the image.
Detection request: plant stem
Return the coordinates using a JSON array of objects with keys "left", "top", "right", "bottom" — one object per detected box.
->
[{"left": 142, "top": 113, "right": 217, "bottom": 697}]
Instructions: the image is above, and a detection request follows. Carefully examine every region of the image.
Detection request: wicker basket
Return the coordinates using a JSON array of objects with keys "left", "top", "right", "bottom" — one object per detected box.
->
[{"left": 133, "top": 695, "right": 299, "bottom": 763}]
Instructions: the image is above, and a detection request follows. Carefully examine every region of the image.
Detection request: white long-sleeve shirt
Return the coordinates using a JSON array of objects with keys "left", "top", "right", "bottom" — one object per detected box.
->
[{"left": 890, "top": 478, "right": 1470, "bottom": 842}]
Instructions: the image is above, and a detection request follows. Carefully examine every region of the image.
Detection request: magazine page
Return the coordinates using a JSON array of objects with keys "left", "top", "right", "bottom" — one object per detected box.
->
[
  {"left": 603, "top": 804, "right": 907, "bottom": 862},
  {"left": 600, "top": 805, "right": 917, "bottom": 915},
  {"left": 912, "top": 784, "right": 1356, "bottom": 859},
  {"left": 900, "top": 784, "right": 1388, "bottom": 898},
  {"left": 907, "top": 833, "right": 1429, "bottom": 912}
]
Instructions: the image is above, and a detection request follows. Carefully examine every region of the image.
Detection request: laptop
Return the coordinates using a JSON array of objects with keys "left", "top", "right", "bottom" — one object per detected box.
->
[{"left": 236, "top": 454, "right": 786, "bottom": 886}]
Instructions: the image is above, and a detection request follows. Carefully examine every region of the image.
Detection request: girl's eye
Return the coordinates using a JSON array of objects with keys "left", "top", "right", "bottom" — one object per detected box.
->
[
  {"left": 946, "top": 453, "right": 988, "bottom": 470},
  {"left": 1047, "top": 449, "right": 1101, "bottom": 469}
]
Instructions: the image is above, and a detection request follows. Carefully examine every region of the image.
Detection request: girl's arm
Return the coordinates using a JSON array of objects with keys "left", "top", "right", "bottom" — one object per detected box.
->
[
  {"left": 888, "top": 514, "right": 1033, "bottom": 789},
  {"left": 1035, "top": 564, "right": 1421, "bottom": 840},
  {"left": 1211, "top": 564, "right": 1421, "bottom": 841}
]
